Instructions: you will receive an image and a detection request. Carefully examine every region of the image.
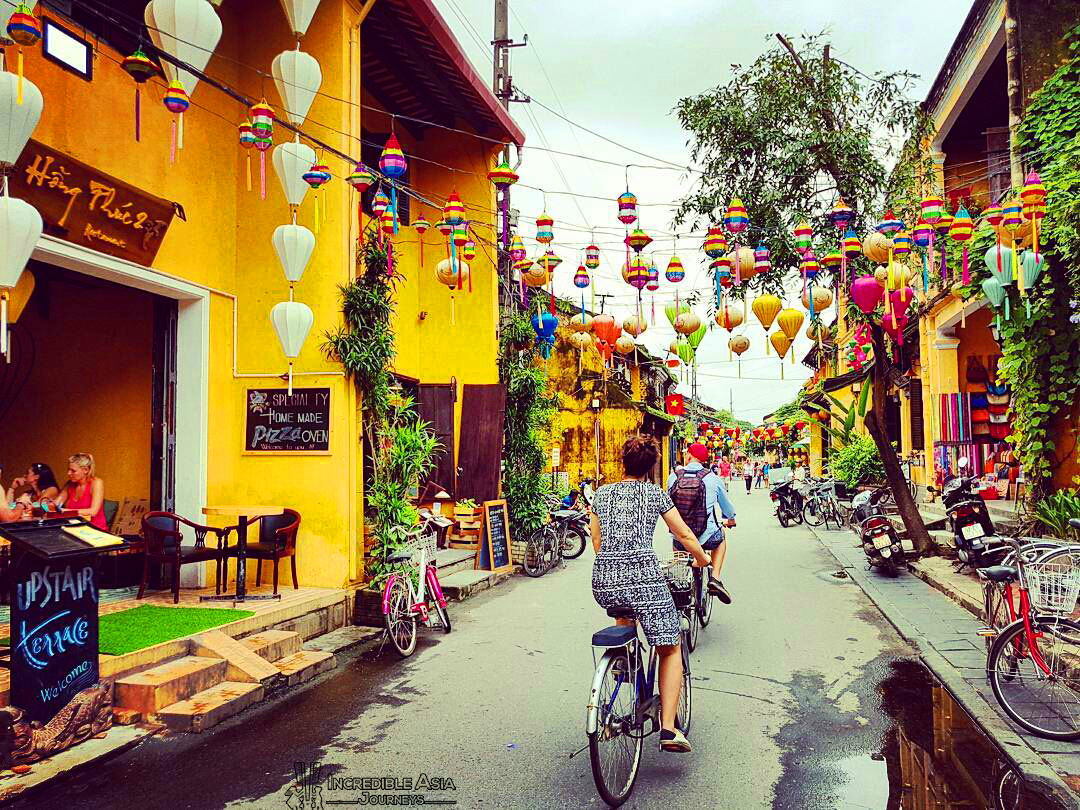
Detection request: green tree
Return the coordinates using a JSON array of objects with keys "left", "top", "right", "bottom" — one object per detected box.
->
[{"left": 676, "top": 32, "right": 935, "bottom": 551}]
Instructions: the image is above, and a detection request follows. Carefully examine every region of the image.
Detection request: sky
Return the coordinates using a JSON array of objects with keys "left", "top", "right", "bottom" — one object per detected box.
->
[{"left": 430, "top": 0, "right": 971, "bottom": 422}]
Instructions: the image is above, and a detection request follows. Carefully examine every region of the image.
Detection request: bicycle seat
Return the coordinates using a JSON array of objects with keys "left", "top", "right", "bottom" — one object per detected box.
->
[
  {"left": 592, "top": 625, "right": 637, "bottom": 646},
  {"left": 1071, "top": 518, "right": 1080, "bottom": 530},
  {"left": 386, "top": 550, "right": 413, "bottom": 565},
  {"left": 550, "top": 510, "right": 579, "bottom": 520},
  {"left": 977, "top": 565, "right": 1018, "bottom": 583}
]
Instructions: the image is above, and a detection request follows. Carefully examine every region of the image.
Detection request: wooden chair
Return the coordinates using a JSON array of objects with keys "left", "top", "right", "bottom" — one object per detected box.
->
[
  {"left": 139, "top": 511, "right": 228, "bottom": 604},
  {"left": 222, "top": 509, "right": 301, "bottom": 594}
]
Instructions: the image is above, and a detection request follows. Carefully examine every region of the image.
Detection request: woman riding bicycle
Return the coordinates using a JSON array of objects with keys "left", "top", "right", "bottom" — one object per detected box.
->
[{"left": 590, "top": 435, "right": 710, "bottom": 753}]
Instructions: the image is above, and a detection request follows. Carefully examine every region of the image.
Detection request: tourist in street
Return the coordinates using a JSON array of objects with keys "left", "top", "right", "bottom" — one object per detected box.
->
[
  {"left": 763, "top": 460, "right": 772, "bottom": 489},
  {"left": 667, "top": 442, "right": 736, "bottom": 605},
  {"left": 5, "top": 462, "right": 61, "bottom": 504},
  {"left": 719, "top": 457, "right": 731, "bottom": 484},
  {"left": 53, "top": 452, "right": 108, "bottom": 530},
  {"left": 590, "top": 436, "right": 710, "bottom": 753},
  {"left": 743, "top": 460, "right": 753, "bottom": 494},
  {"left": 753, "top": 460, "right": 763, "bottom": 489}
]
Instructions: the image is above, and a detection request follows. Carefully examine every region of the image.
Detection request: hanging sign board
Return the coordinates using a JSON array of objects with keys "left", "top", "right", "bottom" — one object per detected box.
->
[
  {"left": 244, "top": 388, "right": 332, "bottom": 454},
  {"left": 475, "top": 499, "right": 512, "bottom": 574},
  {"left": 10, "top": 140, "right": 176, "bottom": 266}
]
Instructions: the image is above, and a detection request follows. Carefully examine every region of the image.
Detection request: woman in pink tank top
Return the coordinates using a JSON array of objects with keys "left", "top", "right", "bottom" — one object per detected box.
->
[{"left": 54, "top": 452, "right": 108, "bottom": 530}]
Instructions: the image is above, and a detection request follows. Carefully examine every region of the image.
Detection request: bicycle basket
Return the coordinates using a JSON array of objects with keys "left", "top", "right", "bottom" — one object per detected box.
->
[
  {"left": 1026, "top": 559, "right": 1080, "bottom": 613},
  {"left": 402, "top": 529, "right": 438, "bottom": 567},
  {"left": 661, "top": 550, "right": 693, "bottom": 594}
]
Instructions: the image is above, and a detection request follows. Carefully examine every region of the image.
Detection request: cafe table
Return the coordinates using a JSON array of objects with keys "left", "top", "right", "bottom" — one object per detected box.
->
[{"left": 201, "top": 505, "right": 283, "bottom": 603}]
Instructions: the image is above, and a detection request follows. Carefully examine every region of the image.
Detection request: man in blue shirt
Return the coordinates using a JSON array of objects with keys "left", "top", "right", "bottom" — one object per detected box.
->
[{"left": 667, "top": 443, "right": 736, "bottom": 604}]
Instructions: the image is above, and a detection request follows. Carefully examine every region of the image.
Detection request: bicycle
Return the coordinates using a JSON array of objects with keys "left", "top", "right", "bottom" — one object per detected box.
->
[
  {"left": 978, "top": 529, "right": 1080, "bottom": 740},
  {"left": 380, "top": 522, "right": 451, "bottom": 658},
  {"left": 802, "top": 479, "right": 844, "bottom": 530},
  {"left": 582, "top": 552, "right": 693, "bottom": 807},
  {"left": 522, "top": 520, "right": 561, "bottom": 577}
]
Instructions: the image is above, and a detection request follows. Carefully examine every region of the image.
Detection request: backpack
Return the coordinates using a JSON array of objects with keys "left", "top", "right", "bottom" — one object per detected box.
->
[{"left": 669, "top": 469, "right": 710, "bottom": 536}]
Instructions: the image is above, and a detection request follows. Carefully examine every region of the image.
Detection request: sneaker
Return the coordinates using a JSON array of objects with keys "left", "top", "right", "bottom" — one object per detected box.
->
[
  {"left": 660, "top": 728, "right": 692, "bottom": 753},
  {"left": 708, "top": 576, "right": 733, "bottom": 604}
]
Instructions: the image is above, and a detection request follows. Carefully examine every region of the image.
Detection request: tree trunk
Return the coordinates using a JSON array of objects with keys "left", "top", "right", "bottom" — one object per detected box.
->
[{"left": 865, "top": 324, "right": 934, "bottom": 554}]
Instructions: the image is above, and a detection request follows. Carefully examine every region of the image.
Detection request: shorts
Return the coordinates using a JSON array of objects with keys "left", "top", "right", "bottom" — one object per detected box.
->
[{"left": 674, "top": 528, "right": 725, "bottom": 553}]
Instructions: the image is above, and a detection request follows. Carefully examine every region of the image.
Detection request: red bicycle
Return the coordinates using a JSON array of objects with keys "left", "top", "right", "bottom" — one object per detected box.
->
[
  {"left": 978, "top": 529, "right": 1080, "bottom": 740},
  {"left": 380, "top": 521, "right": 451, "bottom": 658}
]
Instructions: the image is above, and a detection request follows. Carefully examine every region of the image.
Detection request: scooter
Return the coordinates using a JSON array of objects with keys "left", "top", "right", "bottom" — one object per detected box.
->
[
  {"left": 770, "top": 480, "right": 804, "bottom": 527},
  {"left": 941, "top": 457, "right": 1007, "bottom": 568},
  {"left": 852, "top": 487, "right": 905, "bottom": 575}
]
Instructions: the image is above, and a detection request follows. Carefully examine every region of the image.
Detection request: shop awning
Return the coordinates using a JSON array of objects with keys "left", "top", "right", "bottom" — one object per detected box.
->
[
  {"left": 363, "top": 0, "right": 526, "bottom": 144},
  {"left": 822, "top": 367, "right": 871, "bottom": 393}
]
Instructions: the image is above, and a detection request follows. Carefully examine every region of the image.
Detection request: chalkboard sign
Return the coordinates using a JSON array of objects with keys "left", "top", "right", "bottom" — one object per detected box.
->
[
  {"left": 244, "top": 388, "right": 331, "bottom": 454},
  {"left": 475, "top": 499, "right": 512, "bottom": 573},
  {"left": 9, "top": 547, "right": 100, "bottom": 724}
]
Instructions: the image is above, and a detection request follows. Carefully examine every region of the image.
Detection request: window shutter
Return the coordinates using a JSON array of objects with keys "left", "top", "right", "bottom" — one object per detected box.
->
[{"left": 909, "top": 380, "right": 925, "bottom": 451}]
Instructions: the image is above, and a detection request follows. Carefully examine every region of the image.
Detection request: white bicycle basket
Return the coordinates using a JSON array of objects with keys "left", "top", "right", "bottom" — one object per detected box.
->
[
  {"left": 661, "top": 550, "right": 693, "bottom": 592},
  {"left": 1026, "top": 559, "right": 1080, "bottom": 614}
]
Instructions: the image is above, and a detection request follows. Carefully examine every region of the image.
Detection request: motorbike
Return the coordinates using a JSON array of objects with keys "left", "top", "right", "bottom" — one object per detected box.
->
[
  {"left": 852, "top": 487, "right": 905, "bottom": 575},
  {"left": 941, "top": 457, "right": 1006, "bottom": 568},
  {"left": 770, "top": 480, "right": 804, "bottom": 527}
]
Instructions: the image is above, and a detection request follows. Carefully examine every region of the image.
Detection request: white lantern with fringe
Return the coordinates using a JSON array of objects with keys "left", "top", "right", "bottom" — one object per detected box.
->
[
  {"left": 272, "top": 223, "right": 315, "bottom": 284},
  {"left": 0, "top": 194, "right": 42, "bottom": 353},
  {"left": 271, "top": 48, "right": 321, "bottom": 127},
  {"left": 270, "top": 300, "right": 313, "bottom": 394},
  {"left": 0, "top": 70, "right": 41, "bottom": 166},
  {"left": 278, "top": 0, "right": 321, "bottom": 38},
  {"left": 144, "top": 0, "right": 222, "bottom": 98},
  {"left": 272, "top": 140, "right": 316, "bottom": 209}
]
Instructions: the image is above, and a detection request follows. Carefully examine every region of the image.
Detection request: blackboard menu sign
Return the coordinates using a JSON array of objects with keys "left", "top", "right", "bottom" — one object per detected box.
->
[
  {"left": 244, "top": 388, "right": 331, "bottom": 454},
  {"left": 476, "top": 499, "right": 512, "bottom": 573}
]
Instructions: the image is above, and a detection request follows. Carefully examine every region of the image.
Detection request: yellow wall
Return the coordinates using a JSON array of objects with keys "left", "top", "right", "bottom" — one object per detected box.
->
[{"left": 4, "top": 273, "right": 153, "bottom": 506}]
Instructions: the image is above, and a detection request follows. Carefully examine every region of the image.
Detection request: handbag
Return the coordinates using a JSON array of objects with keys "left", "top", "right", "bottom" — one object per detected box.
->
[{"left": 966, "top": 356, "right": 989, "bottom": 385}]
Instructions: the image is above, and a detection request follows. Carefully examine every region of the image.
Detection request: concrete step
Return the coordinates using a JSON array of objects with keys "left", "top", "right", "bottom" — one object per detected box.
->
[
  {"left": 439, "top": 569, "right": 513, "bottom": 601},
  {"left": 239, "top": 629, "right": 303, "bottom": 663},
  {"left": 115, "top": 656, "right": 227, "bottom": 714},
  {"left": 157, "top": 681, "right": 265, "bottom": 733},
  {"left": 433, "top": 548, "right": 477, "bottom": 577},
  {"left": 191, "top": 630, "right": 281, "bottom": 684},
  {"left": 274, "top": 650, "right": 336, "bottom": 686}
]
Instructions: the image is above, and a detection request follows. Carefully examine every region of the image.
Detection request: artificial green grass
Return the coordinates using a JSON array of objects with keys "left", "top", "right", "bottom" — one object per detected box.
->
[{"left": 97, "top": 605, "right": 255, "bottom": 655}]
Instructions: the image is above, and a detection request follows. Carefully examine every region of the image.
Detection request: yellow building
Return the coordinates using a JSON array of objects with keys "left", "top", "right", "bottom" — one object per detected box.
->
[
  {"left": 547, "top": 312, "right": 677, "bottom": 487},
  {"left": 1, "top": 0, "right": 522, "bottom": 589}
]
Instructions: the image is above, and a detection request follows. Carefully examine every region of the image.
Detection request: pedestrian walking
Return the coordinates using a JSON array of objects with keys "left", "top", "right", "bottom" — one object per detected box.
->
[
  {"left": 590, "top": 436, "right": 710, "bottom": 753},
  {"left": 744, "top": 460, "right": 753, "bottom": 494},
  {"left": 753, "top": 461, "right": 763, "bottom": 489}
]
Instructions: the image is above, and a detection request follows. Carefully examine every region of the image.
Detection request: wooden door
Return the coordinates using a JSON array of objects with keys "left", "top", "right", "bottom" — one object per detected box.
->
[
  {"left": 417, "top": 383, "right": 456, "bottom": 497},
  {"left": 457, "top": 384, "right": 506, "bottom": 502}
]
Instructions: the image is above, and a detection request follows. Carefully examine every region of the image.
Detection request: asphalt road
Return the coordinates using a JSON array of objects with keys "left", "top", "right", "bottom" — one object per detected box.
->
[{"left": 22, "top": 484, "right": 925, "bottom": 809}]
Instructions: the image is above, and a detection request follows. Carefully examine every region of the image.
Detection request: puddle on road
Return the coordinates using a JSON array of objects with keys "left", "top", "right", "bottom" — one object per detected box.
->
[{"left": 820, "top": 658, "right": 1067, "bottom": 809}]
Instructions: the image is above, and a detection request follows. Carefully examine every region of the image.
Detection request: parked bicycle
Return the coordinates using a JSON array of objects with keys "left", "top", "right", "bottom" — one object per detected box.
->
[
  {"left": 976, "top": 523, "right": 1080, "bottom": 740},
  {"left": 582, "top": 551, "right": 693, "bottom": 807},
  {"left": 801, "top": 478, "right": 849, "bottom": 530},
  {"left": 380, "top": 520, "right": 451, "bottom": 658}
]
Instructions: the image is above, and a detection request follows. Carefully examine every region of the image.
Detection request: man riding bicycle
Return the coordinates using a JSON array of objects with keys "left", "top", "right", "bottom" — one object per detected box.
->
[{"left": 667, "top": 442, "right": 735, "bottom": 604}]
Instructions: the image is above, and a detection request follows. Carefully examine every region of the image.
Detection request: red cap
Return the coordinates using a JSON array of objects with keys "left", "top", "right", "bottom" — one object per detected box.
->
[{"left": 688, "top": 443, "right": 709, "bottom": 462}]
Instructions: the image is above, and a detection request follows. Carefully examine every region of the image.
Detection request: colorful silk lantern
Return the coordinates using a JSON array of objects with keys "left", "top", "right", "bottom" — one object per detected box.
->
[
  {"left": 585, "top": 243, "right": 601, "bottom": 269},
  {"left": 645, "top": 262, "right": 660, "bottom": 292},
  {"left": 443, "top": 191, "right": 465, "bottom": 226},
  {"left": 488, "top": 160, "right": 518, "bottom": 248},
  {"left": 777, "top": 308, "right": 804, "bottom": 365},
  {"left": 892, "top": 230, "right": 912, "bottom": 258},
  {"left": 379, "top": 133, "right": 407, "bottom": 232},
  {"left": 921, "top": 195, "right": 945, "bottom": 225},
  {"left": 6, "top": 4, "right": 39, "bottom": 105},
  {"left": 875, "top": 210, "right": 903, "bottom": 235},
  {"left": 793, "top": 220, "right": 813, "bottom": 254},
  {"left": 509, "top": 234, "right": 527, "bottom": 262},
  {"left": 769, "top": 331, "right": 792, "bottom": 377},
  {"left": 531, "top": 311, "right": 558, "bottom": 359},
  {"left": 724, "top": 197, "right": 749, "bottom": 234},
  {"left": 851, "top": 274, "right": 884, "bottom": 315},
  {"left": 625, "top": 228, "right": 652, "bottom": 253},
  {"left": 463, "top": 240, "right": 477, "bottom": 262},
  {"left": 122, "top": 49, "right": 158, "bottom": 142},
  {"left": 624, "top": 314, "right": 647, "bottom": 338},
  {"left": 752, "top": 294, "right": 782, "bottom": 355},
  {"left": 237, "top": 120, "right": 256, "bottom": 191},
  {"left": 1021, "top": 170, "right": 1047, "bottom": 260},
  {"left": 1020, "top": 250, "right": 1045, "bottom": 318},
  {"left": 827, "top": 199, "right": 855, "bottom": 230},
  {"left": 372, "top": 189, "right": 390, "bottom": 218},
  {"left": 666, "top": 256, "right": 685, "bottom": 282},
  {"left": 753, "top": 244, "right": 771, "bottom": 276},
  {"left": 715, "top": 299, "right": 744, "bottom": 331},
  {"left": 704, "top": 226, "right": 728, "bottom": 258},
  {"left": 625, "top": 257, "right": 651, "bottom": 290},
  {"left": 843, "top": 229, "right": 862, "bottom": 259},
  {"left": 574, "top": 266, "right": 590, "bottom": 288},
  {"left": 984, "top": 245, "right": 1014, "bottom": 319},
  {"left": 949, "top": 206, "right": 974, "bottom": 284},
  {"left": 412, "top": 214, "right": 430, "bottom": 265},
  {"left": 617, "top": 191, "right": 638, "bottom": 225},
  {"left": 536, "top": 213, "right": 554, "bottom": 244}
]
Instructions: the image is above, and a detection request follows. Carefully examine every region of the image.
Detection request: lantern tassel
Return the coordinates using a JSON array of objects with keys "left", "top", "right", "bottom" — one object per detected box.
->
[
  {"left": 135, "top": 86, "right": 141, "bottom": 142},
  {"left": 387, "top": 240, "right": 393, "bottom": 278},
  {"left": 170, "top": 118, "right": 177, "bottom": 164},
  {"left": 288, "top": 362, "right": 294, "bottom": 396},
  {"left": 391, "top": 186, "right": 399, "bottom": 234},
  {"left": 928, "top": 232, "right": 935, "bottom": 284},
  {"left": 260, "top": 152, "right": 267, "bottom": 201},
  {"left": 16, "top": 49, "right": 23, "bottom": 105},
  {"left": 314, "top": 192, "right": 320, "bottom": 234},
  {"left": 178, "top": 112, "right": 184, "bottom": 151},
  {"left": 451, "top": 295, "right": 456, "bottom": 326},
  {"left": 961, "top": 246, "right": 970, "bottom": 286},
  {"left": 780, "top": 360, "right": 785, "bottom": 380},
  {"left": 738, "top": 359, "right": 742, "bottom": 379},
  {"left": 246, "top": 154, "right": 252, "bottom": 192},
  {"left": 0, "top": 295, "right": 7, "bottom": 355},
  {"left": 922, "top": 253, "right": 928, "bottom": 293},
  {"left": 359, "top": 208, "right": 364, "bottom": 247}
]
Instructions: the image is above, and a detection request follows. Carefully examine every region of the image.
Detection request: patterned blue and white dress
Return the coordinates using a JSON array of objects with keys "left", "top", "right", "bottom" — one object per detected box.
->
[{"left": 591, "top": 480, "right": 681, "bottom": 646}]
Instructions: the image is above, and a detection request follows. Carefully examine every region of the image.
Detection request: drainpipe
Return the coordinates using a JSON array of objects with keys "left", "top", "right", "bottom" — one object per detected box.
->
[{"left": 1004, "top": 0, "right": 1024, "bottom": 186}]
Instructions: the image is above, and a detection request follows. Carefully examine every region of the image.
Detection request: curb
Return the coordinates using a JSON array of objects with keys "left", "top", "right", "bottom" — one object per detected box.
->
[{"left": 809, "top": 526, "right": 1080, "bottom": 809}]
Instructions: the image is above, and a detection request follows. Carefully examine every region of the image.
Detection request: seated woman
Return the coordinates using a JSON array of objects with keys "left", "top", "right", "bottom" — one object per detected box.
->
[
  {"left": 5, "top": 462, "right": 61, "bottom": 505},
  {"left": 53, "top": 453, "right": 108, "bottom": 530},
  {"left": 0, "top": 464, "right": 31, "bottom": 523},
  {"left": 590, "top": 436, "right": 710, "bottom": 754}
]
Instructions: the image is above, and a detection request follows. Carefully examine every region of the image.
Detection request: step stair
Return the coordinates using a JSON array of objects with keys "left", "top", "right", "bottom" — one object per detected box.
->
[
  {"left": 433, "top": 548, "right": 477, "bottom": 578},
  {"left": 440, "top": 569, "right": 512, "bottom": 601},
  {"left": 157, "top": 681, "right": 265, "bottom": 733},
  {"left": 115, "top": 656, "right": 227, "bottom": 715},
  {"left": 273, "top": 650, "right": 336, "bottom": 686},
  {"left": 239, "top": 629, "right": 303, "bottom": 663},
  {"left": 191, "top": 630, "right": 280, "bottom": 685}
]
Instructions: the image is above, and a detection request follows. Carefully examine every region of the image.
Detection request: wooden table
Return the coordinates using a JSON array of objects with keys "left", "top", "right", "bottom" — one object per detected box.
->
[{"left": 201, "top": 505, "right": 283, "bottom": 603}]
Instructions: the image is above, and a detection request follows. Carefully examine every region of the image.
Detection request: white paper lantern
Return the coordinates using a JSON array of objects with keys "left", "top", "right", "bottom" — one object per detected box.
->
[
  {"left": 272, "top": 141, "right": 316, "bottom": 208},
  {"left": 0, "top": 71, "right": 42, "bottom": 167},
  {"left": 272, "top": 49, "right": 322, "bottom": 128},
  {"left": 270, "top": 300, "right": 313, "bottom": 394},
  {"left": 145, "top": 0, "right": 223, "bottom": 98},
  {"left": 278, "top": 0, "right": 322, "bottom": 38},
  {"left": 272, "top": 223, "right": 315, "bottom": 284},
  {"left": 0, "top": 195, "right": 43, "bottom": 353}
]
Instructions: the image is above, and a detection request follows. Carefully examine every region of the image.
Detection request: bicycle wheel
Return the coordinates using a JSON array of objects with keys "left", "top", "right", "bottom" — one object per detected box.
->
[
  {"left": 523, "top": 532, "right": 546, "bottom": 577},
  {"left": 543, "top": 526, "right": 561, "bottom": 571},
  {"left": 697, "top": 569, "right": 714, "bottom": 628},
  {"left": 684, "top": 598, "right": 699, "bottom": 652},
  {"left": 562, "top": 526, "right": 588, "bottom": 559},
  {"left": 802, "top": 497, "right": 824, "bottom": 527},
  {"left": 588, "top": 652, "right": 643, "bottom": 807},
  {"left": 383, "top": 578, "right": 417, "bottom": 658},
  {"left": 987, "top": 616, "right": 1080, "bottom": 740},
  {"left": 676, "top": 641, "right": 692, "bottom": 735}
]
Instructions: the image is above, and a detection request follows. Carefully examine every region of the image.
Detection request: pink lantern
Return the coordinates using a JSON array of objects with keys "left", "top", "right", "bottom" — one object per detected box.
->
[
  {"left": 889, "top": 287, "right": 915, "bottom": 319},
  {"left": 851, "top": 275, "right": 884, "bottom": 316},
  {"left": 882, "top": 311, "right": 908, "bottom": 346}
]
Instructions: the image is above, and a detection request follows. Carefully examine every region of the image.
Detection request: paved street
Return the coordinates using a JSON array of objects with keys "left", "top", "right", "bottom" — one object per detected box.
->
[{"left": 19, "top": 485, "right": 933, "bottom": 809}]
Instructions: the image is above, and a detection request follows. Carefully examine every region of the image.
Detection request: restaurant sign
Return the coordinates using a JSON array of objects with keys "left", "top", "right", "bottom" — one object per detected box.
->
[
  {"left": 245, "top": 387, "right": 332, "bottom": 454},
  {"left": 9, "top": 139, "right": 175, "bottom": 266}
]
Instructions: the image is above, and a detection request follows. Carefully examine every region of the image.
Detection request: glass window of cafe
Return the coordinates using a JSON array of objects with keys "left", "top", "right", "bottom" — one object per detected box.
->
[{"left": 2, "top": 261, "right": 176, "bottom": 524}]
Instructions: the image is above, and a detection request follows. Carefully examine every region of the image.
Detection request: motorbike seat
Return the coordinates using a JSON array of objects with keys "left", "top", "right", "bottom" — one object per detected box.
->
[
  {"left": 592, "top": 624, "right": 637, "bottom": 647},
  {"left": 977, "top": 565, "right": 1018, "bottom": 584}
]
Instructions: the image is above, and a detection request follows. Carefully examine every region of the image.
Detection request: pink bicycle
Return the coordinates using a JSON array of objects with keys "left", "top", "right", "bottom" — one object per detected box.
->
[{"left": 381, "top": 522, "right": 451, "bottom": 657}]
